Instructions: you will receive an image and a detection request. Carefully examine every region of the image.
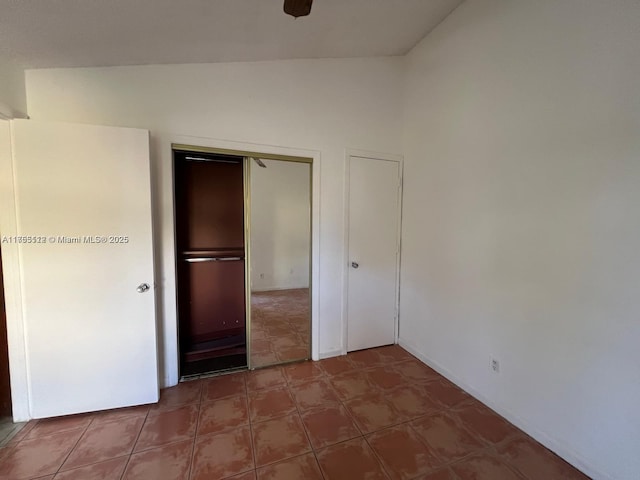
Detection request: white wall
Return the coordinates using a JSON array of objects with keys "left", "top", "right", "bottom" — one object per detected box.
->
[
  {"left": 0, "top": 58, "right": 26, "bottom": 117},
  {"left": 25, "top": 57, "right": 403, "bottom": 384},
  {"left": 250, "top": 159, "right": 310, "bottom": 292},
  {"left": 0, "top": 120, "right": 29, "bottom": 421},
  {"left": 401, "top": 1, "right": 640, "bottom": 479},
  {"left": 14, "top": 4, "right": 639, "bottom": 476}
]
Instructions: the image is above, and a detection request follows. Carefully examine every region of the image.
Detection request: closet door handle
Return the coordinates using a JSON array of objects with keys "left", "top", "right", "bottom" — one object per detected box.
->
[{"left": 185, "top": 256, "right": 244, "bottom": 263}]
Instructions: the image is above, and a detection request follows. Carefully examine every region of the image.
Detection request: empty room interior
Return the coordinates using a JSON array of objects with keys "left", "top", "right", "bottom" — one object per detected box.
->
[{"left": 0, "top": 1, "right": 638, "bottom": 479}]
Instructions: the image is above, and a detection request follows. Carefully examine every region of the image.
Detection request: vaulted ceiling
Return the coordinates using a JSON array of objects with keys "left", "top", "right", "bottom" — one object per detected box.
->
[{"left": 0, "top": 0, "right": 464, "bottom": 69}]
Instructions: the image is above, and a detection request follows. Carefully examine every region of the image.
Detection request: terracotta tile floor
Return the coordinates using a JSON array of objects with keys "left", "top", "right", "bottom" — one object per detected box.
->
[
  {"left": 250, "top": 289, "right": 310, "bottom": 368},
  {"left": 0, "top": 418, "right": 27, "bottom": 448},
  {"left": 0, "top": 345, "right": 591, "bottom": 480}
]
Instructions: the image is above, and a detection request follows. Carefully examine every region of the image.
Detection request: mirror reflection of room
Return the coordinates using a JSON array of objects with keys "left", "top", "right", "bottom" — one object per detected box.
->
[{"left": 249, "top": 158, "right": 311, "bottom": 368}]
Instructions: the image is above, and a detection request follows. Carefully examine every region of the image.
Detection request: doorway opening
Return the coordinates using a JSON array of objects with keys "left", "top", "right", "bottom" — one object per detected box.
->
[
  {"left": 172, "top": 144, "right": 313, "bottom": 379},
  {"left": 174, "top": 149, "right": 248, "bottom": 377}
]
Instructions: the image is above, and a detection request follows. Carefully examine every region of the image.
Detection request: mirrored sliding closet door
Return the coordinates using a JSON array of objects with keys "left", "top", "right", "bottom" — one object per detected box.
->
[{"left": 248, "top": 158, "right": 311, "bottom": 368}]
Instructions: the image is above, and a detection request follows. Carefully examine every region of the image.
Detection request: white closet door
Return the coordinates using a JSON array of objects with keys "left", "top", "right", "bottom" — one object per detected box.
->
[{"left": 347, "top": 155, "right": 401, "bottom": 352}]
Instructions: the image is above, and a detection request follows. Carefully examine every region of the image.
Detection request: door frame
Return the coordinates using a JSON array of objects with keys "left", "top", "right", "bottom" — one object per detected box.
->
[
  {"left": 170, "top": 145, "right": 315, "bottom": 374},
  {"left": 0, "top": 119, "right": 29, "bottom": 421},
  {"left": 161, "top": 134, "right": 321, "bottom": 385},
  {"left": 342, "top": 149, "right": 404, "bottom": 355}
]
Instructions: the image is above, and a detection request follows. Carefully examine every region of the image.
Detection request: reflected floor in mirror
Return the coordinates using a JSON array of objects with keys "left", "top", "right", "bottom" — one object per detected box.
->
[{"left": 251, "top": 288, "right": 310, "bottom": 368}]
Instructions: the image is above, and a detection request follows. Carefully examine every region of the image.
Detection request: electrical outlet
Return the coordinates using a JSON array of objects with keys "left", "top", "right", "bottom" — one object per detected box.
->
[{"left": 490, "top": 357, "right": 500, "bottom": 373}]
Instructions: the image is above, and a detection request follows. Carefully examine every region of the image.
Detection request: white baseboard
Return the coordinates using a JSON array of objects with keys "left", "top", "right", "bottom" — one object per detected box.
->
[
  {"left": 398, "top": 337, "right": 609, "bottom": 480},
  {"left": 161, "top": 376, "right": 177, "bottom": 389},
  {"left": 318, "top": 349, "right": 343, "bottom": 360}
]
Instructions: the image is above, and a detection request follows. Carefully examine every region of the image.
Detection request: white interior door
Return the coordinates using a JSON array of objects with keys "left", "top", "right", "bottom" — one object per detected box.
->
[
  {"left": 11, "top": 119, "right": 158, "bottom": 418},
  {"left": 347, "top": 156, "right": 401, "bottom": 352}
]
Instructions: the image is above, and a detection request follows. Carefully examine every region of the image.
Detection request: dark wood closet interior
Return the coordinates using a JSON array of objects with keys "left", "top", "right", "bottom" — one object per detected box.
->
[{"left": 174, "top": 150, "right": 247, "bottom": 376}]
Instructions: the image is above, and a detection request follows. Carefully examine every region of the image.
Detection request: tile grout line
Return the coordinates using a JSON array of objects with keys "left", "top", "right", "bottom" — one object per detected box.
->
[
  {"left": 10, "top": 408, "right": 155, "bottom": 479},
  {"left": 351, "top": 352, "right": 395, "bottom": 480},
  {"left": 0, "top": 424, "right": 27, "bottom": 451},
  {"left": 244, "top": 373, "right": 259, "bottom": 478},
  {"left": 365, "top": 391, "right": 525, "bottom": 479},
  {"left": 119, "top": 406, "right": 153, "bottom": 480},
  {"left": 371, "top": 356, "right": 469, "bottom": 478},
  {"left": 405, "top": 417, "right": 470, "bottom": 478},
  {"left": 186, "top": 382, "right": 204, "bottom": 480},
  {"left": 344, "top": 348, "right": 529, "bottom": 480},
  {"left": 331, "top": 351, "right": 453, "bottom": 479},
  {"left": 321, "top": 355, "right": 389, "bottom": 478},
  {"left": 0, "top": 421, "right": 27, "bottom": 447},
  {"left": 361, "top": 433, "right": 393, "bottom": 480},
  {"left": 33, "top": 415, "right": 150, "bottom": 478},
  {"left": 284, "top": 367, "right": 325, "bottom": 479},
  {"left": 52, "top": 414, "right": 95, "bottom": 477},
  {"left": 6, "top": 347, "right": 565, "bottom": 480}
]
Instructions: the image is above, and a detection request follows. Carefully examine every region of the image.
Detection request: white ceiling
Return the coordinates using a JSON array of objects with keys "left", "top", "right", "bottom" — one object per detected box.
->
[{"left": 0, "top": 0, "right": 464, "bottom": 69}]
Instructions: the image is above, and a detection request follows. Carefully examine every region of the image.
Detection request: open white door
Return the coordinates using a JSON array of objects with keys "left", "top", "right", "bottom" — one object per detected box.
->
[
  {"left": 347, "top": 155, "right": 401, "bottom": 352},
  {"left": 11, "top": 119, "right": 158, "bottom": 418}
]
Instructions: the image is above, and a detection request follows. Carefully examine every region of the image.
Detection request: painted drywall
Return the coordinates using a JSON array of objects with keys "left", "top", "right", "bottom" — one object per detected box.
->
[
  {"left": 25, "top": 57, "right": 403, "bottom": 385},
  {"left": 0, "top": 58, "right": 26, "bottom": 117},
  {"left": 250, "top": 159, "right": 311, "bottom": 292},
  {"left": 0, "top": 120, "right": 29, "bottom": 421},
  {"left": 401, "top": 1, "right": 640, "bottom": 479}
]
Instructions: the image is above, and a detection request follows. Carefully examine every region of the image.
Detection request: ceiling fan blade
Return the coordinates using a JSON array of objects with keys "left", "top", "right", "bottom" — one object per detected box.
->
[{"left": 284, "top": 0, "right": 313, "bottom": 18}]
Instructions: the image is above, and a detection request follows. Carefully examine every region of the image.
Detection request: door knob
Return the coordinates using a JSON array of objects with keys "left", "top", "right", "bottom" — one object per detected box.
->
[
  {"left": 351, "top": 262, "right": 359, "bottom": 269},
  {"left": 137, "top": 283, "right": 150, "bottom": 293}
]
